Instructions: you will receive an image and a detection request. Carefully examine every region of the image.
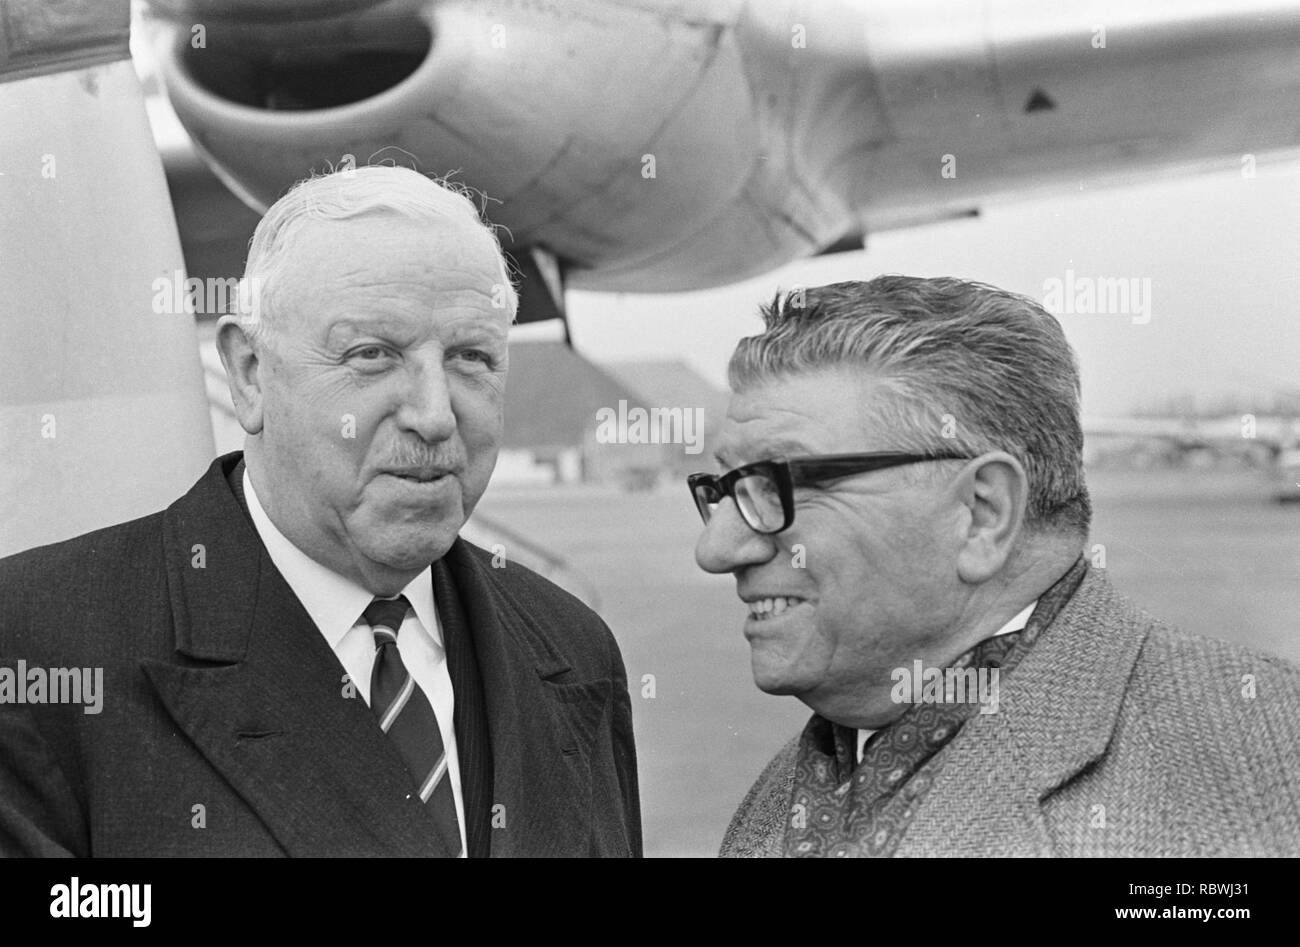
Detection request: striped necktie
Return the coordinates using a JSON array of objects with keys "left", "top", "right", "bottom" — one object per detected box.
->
[{"left": 364, "top": 595, "right": 463, "bottom": 858}]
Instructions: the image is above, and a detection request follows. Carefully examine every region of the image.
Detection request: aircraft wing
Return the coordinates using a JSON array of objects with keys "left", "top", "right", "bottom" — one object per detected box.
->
[{"left": 140, "top": 0, "right": 1300, "bottom": 299}]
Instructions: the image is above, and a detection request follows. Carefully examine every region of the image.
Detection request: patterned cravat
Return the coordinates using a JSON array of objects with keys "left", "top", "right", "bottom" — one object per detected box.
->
[
  {"left": 364, "top": 595, "right": 462, "bottom": 857},
  {"left": 784, "top": 557, "right": 1090, "bottom": 857}
]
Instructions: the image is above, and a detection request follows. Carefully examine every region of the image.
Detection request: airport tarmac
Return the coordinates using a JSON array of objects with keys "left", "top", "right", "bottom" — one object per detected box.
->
[{"left": 474, "top": 466, "right": 1300, "bottom": 856}]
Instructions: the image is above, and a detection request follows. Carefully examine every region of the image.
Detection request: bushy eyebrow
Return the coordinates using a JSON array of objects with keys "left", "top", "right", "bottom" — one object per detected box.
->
[
  {"left": 756, "top": 438, "right": 814, "bottom": 459},
  {"left": 324, "top": 318, "right": 507, "bottom": 348},
  {"left": 325, "top": 319, "right": 407, "bottom": 345},
  {"left": 444, "top": 323, "right": 507, "bottom": 345},
  {"left": 713, "top": 438, "right": 814, "bottom": 470}
]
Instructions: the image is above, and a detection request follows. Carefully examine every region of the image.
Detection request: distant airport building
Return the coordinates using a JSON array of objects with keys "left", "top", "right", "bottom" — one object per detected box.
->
[
  {"left": 603, "top": 359, "right": 731, "bottom": 480},
  {"left": 499, "top": 341, "right": 725, "bottom": 487}
]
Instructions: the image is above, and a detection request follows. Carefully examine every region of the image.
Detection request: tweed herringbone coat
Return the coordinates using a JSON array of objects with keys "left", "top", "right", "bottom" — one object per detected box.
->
[{"left": 721, "top": 567, "right": 1300, "bottom": 857}]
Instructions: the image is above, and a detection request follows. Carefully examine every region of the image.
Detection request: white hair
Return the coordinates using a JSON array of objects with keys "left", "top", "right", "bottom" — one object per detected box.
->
[{"left": 240, "top": 165, "right": 517, "bottom": 343}]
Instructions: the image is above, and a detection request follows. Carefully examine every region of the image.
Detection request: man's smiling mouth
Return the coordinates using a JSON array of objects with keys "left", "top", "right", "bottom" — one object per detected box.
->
[{"left": 745, "top": 596, "right": 808, "bottom": 620}]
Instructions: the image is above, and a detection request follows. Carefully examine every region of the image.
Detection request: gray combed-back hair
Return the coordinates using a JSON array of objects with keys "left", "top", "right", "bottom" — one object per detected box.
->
[
  {"left": 728, "top": 275, "right": 1091, "bottom": 535},
  {"left": 239, "top": 164, "right": 517, "bottom": 342}
]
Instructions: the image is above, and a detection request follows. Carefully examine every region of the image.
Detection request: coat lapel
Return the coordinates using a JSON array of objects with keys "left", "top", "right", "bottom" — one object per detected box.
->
[
  {"left": 143, "top": 454, "right": 453, "bottom": 857},
  {"left": 897, "top": 568, "right": 1151, "bottom": 856},
  {"left": 437, "top": 541, "right": 600, "bottom": 857}
]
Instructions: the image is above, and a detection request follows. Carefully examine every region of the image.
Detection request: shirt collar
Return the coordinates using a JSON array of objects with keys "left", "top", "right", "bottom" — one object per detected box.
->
[
  {"left": 856, "top": 598, "right": 1038, "bottom": 761},
  {"left": 242, "top": 467, "right": 440, "bottom": 650}
]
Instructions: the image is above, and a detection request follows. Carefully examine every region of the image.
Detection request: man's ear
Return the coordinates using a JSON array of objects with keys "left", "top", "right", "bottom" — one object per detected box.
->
[
  {"left": 952, "top": 451, "right": 1028, "bottom": 584},
  {"left": 215, "top": 315, "right": 265, "bottom": 435}
]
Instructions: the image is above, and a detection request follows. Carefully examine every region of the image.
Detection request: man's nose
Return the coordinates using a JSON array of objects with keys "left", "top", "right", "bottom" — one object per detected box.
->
[
  {"left": 396, "top": 355, "right": 458, "bottom": 442},
  {"left": 694, "top": 496, "right": 776, "bottom": 574}
]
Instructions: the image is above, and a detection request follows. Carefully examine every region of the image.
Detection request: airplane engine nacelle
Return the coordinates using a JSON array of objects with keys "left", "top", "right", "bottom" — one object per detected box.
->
[
  {"left": 145, "top": 0, "right": 864, "bottom": 292},
  {"left": 146, "top": 0, "right": 1300, "bottom": 296}
]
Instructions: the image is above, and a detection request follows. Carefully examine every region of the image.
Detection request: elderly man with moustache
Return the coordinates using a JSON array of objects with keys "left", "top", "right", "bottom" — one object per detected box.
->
[
  {"left": 0, "top": 166, "right": 640, "bottom": 857},
  {"left": 689, "top": 276, "right": 1300, "bottom": 857}
]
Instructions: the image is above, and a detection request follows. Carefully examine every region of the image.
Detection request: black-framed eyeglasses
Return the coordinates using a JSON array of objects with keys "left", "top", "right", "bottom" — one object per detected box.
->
[{"left": 687, "top": 452, "right": 973, "bottom": 535}]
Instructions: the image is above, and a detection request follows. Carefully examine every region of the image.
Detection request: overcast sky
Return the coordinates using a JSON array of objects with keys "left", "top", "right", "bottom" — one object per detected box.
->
[{"left": 529, "top": 157, "right": 1300, "bottom": 418}]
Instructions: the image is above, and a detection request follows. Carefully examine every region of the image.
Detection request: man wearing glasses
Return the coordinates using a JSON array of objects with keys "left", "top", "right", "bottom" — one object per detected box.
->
[{"left": 691, "top": 275, "right": 1300, "bottom": 857}]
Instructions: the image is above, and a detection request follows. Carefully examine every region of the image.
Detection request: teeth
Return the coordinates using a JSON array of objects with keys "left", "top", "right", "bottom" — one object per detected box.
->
[{"left": 747, "top": 596, "right": 805, "bottom": 620}]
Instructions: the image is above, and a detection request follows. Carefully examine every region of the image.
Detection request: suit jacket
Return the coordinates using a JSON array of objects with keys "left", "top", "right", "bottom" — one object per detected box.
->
[
  {"left": 721, "top": 566, "right": 1300, "bottom": 857},
  {"left": 0, "top": 453, "right": 641, "bottom": 857}
]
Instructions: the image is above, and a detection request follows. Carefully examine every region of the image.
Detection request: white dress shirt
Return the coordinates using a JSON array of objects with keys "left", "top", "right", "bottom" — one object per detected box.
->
[
  {"left": 243, "top": 469, "right": 467, "bottom": 855},
  {"left": 856, "top": 599, "right": 1038, "bottom": 764}
]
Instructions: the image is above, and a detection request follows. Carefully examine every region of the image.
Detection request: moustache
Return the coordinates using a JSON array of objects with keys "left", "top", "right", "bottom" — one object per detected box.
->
[{"left": 381, "top": 441, "right": 465, "bottom": 477}]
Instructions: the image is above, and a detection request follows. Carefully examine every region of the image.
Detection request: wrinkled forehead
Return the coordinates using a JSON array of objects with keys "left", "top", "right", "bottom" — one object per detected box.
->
[
  {"left": 273, "top": 215, "right": 509, "bottom": 329},
  {"left": 712, "top": 369, "right": 892, "bottom": 468},
  {"left": 283, "top": 213, "right": 504, "bottom": 280}
]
